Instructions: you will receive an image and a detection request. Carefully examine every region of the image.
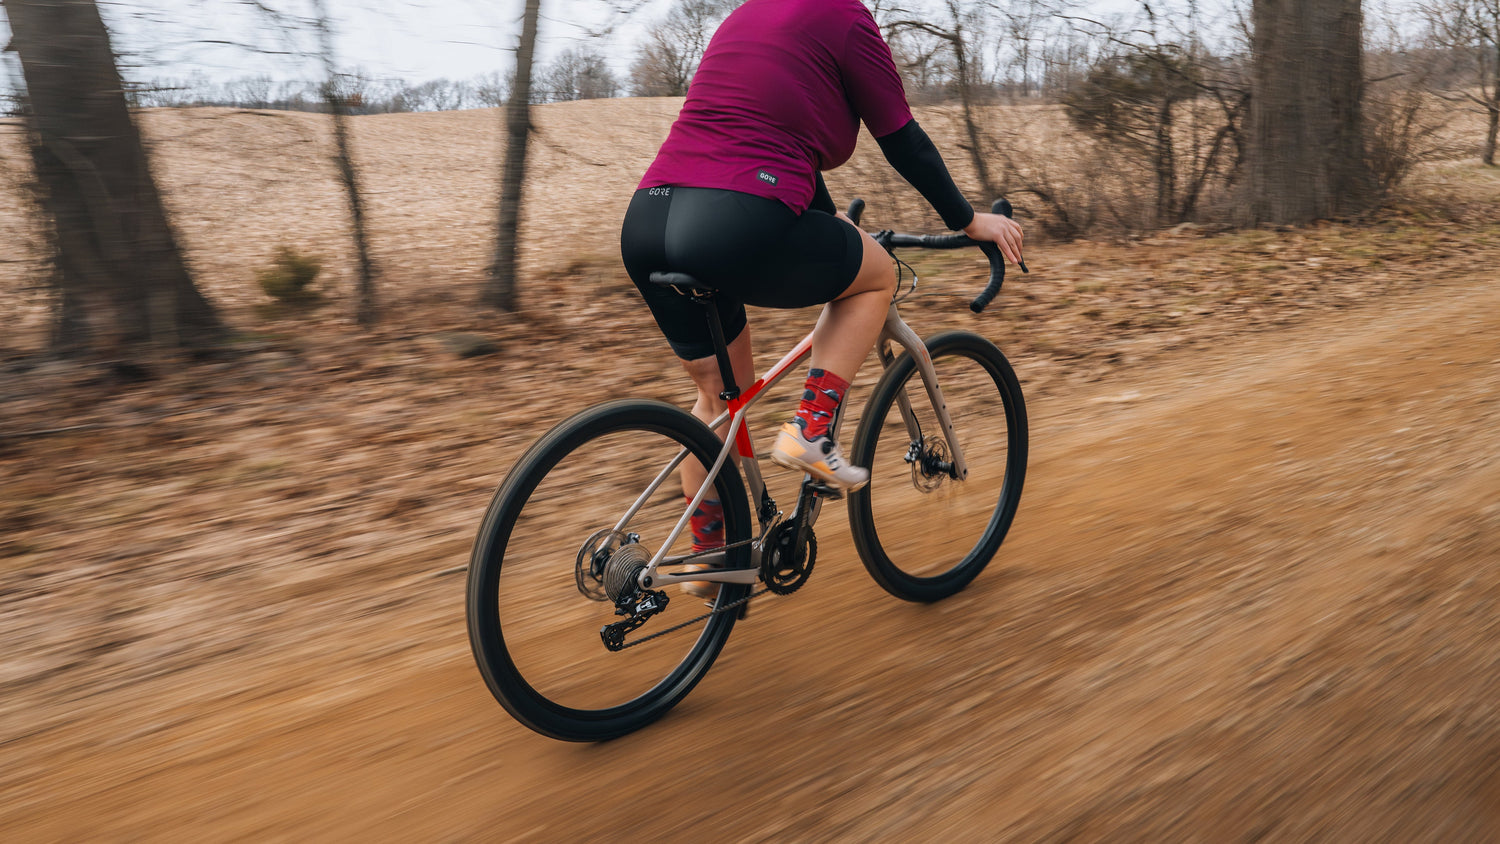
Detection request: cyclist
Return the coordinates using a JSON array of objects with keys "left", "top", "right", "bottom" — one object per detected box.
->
[{"left": 619, "top": 0, "right": 1024, "bottom": 580}]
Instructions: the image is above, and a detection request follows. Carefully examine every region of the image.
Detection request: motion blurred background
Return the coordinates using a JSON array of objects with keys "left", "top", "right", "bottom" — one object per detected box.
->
[{"left": 2, "top": 0, "right": 1499, "bottom": 839}]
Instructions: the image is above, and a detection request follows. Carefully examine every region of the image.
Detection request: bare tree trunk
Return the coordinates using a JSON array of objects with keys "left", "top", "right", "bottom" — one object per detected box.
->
[
  {"left": 331, "top": 101, "right": 378, "bottom": 325},
  {"left": 887, "top": 5, "right": 998, "bottom": 201},
  {"left": 1248, "top": 0, "right": 1375, "bottom": 224},
  {"left": 483, "top": 0, "right": 542, "bottom": 312},
  {"left": 953, "top": 37, "right": 997, "bottom": 200},
  {"left": 311, "top": 0, "right": 378, "bottom": 326},
  {"left": 1155, "top": 102, "right": 1177, "bottom": 224},
  {"left": 21, "top": 112, "right": 98, "bottom": 354},
  {"left": 1487, "top": 50, "right": 1500, "bottom": 166},
  {"left": 1178, "top": 117, "right": 1240, "bottom": 222},
  {"left": 1485, "top": 105, "right": 1499, "bottom": 166},
  {"left": 6, "top": 0, "right": 223, "bottom": 354}
]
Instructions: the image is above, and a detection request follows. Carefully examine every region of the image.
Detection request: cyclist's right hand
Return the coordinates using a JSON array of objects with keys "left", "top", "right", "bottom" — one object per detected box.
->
[{"left": 963, "top": 212, "right": 1024, "bottom": 267}]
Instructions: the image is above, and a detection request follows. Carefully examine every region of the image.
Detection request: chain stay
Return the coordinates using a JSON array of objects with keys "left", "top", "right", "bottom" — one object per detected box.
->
[{"left": 609, "top": 586, "right": 770, "bottom": 650}]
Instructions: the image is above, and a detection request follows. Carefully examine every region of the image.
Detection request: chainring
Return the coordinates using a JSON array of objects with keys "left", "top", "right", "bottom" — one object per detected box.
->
[{"left": 761, "top": 521, "right": 816, "bottom": 596}]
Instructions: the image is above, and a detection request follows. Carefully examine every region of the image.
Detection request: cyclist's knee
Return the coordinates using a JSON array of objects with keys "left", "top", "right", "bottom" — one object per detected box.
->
[
  {"left": 682, "top": 355, "right": 723, "bottom": 395},
  {"left": 847, "top": 235, "right": 896, "bottom": 297},
  {"left": 873, "top": 254, "right": 898, "bottom": 293}
]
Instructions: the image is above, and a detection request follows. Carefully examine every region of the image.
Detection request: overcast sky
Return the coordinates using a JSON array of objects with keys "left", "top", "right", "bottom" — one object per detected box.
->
[
  {"left": 5, "top": 0, "right": 1423, "bottom": 87},
  {"left": 2, "top": 0, "right": 1166, "bottom": 87}
]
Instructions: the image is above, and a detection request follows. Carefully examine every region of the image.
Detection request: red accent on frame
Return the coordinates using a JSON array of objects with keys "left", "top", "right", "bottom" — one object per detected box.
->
[
  {"left": 727, "top": 332, "right": 815, "bottom": 458},
  {"left": 732, "top": 413, "right": 757, "bottom": 458}
]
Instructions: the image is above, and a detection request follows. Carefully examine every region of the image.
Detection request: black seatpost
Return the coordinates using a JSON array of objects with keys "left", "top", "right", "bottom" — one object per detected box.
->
[{"left": 697, "top": 296, "right": 741, "bottom": 402}]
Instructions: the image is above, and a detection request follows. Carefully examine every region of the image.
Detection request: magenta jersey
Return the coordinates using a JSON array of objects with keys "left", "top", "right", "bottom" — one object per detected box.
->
[{"left": 637, "top": 0, "right": 914, "bottom": 213}]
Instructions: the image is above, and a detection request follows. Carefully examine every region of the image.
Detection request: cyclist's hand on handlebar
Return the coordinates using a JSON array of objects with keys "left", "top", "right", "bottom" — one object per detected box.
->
[{"left": 963, "top": 212, "right": 1025, "bottom": 267}]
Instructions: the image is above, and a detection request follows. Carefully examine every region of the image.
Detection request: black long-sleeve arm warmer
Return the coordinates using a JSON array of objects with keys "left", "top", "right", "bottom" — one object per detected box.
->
[
  {"left": 875, "top": 119, "right": 975, "bottom": 231},
  {"left": 810, "top": 171, "right": 836, "bottom": 215}
]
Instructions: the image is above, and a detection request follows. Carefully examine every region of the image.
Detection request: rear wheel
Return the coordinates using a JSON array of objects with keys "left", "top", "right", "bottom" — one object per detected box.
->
[
  {"left": 466, "top": 399, "right": 753, "bottom": 741},
  {"left": 848, "top": 331, "right": 1027, "bottom": 601}
]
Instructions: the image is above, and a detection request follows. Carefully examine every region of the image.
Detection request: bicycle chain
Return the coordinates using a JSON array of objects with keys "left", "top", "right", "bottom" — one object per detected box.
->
[
  {"left": 674, "top": 534, "right": 758, "bottom": 562},
  {"left": 613, "top": 585, "right": 771, "bottom": 650},
  {"left": 612, "top": 523, "right": 785, "bottom": 650}
]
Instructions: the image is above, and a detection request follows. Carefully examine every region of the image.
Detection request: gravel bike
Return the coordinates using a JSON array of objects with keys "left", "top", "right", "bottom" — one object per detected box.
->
[{"left": 467, "top": 199, "right": 1029, "bottom": 741}]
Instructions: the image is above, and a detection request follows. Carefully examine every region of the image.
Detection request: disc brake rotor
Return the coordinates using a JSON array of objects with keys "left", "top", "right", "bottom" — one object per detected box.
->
[
  {"left": 576, "top": 528, "right": 631, "bottom": 601},
  {"left": 908, "top": 436, "right": 950, "bottom": 493}
]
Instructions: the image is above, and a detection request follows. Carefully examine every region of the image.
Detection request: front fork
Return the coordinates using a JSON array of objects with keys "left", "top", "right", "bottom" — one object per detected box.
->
[{"left": 878, "top": 305, "right": 968, "bottom": 480}]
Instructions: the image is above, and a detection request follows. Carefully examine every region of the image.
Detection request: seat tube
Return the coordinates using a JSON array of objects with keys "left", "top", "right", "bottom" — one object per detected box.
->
[{"left": 701, "top": 298, "right": 741, "bottom": 402}]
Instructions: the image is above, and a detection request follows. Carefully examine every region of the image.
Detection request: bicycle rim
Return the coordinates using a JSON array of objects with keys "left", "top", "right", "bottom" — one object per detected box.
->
[
  {"left": 466, "top": 400, "right": 752, "bottom": 741},
  {"left": 849, "top": 331, "right": 1028, "bottom": 602}
]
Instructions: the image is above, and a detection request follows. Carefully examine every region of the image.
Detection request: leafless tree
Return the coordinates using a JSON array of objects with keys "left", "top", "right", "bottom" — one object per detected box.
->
[
  {"left": 1060, "top": 5, "right": 1250, "bottom": 226},
  {"left": 5, "top": 0, "right": 224, "bottom": 355},
  {"left": 1421, "top": 0, "right": 1500, "bottom": 164},
  {"left": 474, "top": 70, "right": 512, "bottom": 107},
  {"left": 394, "top": 78, "right": 472, "bottom": 112},
  {"left": 1248, "top": 0, "right": 1376, "bottom": 223},
  {"left": 884, "top": 16, "right": 954, "bottom": 103},
  {"left": 307, "top": 0, "right": 378, "bottom": 326},
  {"left": 482, "top": 0, "right": 542, "bottom": 311},
  {"left": 538, "top": 46, "right": 620, "bottom": 102},
  {"left": 991, "top": 0, "right": 1078, "bottom": 99},
  {"left": 226, "top": 74, "right": 276, "bottom": 109},
  {"left": 628, "top": 0, "right": 734, "bottom": 97},
  {"left": 1064, "top": 48, "right": 1200, "bottom": 223},
  {"left": 883, "top": 0, "right": 999, "bottom": 198}
]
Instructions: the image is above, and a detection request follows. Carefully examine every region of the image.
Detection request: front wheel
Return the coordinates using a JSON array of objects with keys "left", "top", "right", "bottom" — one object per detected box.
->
[
  {"left": 466, "top": 399, "right": 753, "bottom": 741},
  {"left": 848, "top": 331, "right": 1028, "bottom": 602}
]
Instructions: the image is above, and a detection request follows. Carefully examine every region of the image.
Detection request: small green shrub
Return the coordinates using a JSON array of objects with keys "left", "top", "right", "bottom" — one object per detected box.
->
[{"left": 256, "top": 247, "right": 323, "bottom": 303}]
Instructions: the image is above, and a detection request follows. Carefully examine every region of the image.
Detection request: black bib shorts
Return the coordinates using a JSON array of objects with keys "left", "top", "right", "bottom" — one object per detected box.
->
[{"left": 620, "top": 186, "right": 865, "bottom": 361}]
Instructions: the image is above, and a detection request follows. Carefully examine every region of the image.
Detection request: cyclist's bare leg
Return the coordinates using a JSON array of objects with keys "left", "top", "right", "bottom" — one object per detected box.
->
[
  {"left": 767, "top": 224, "right": 895, "bottom": 490},
  {"left": 679, "top": 328, "right": 754, "bottom": 593},
  {"left": 809, "top": 224, "right": 897, "bottom": 382},
  {"left": 680, "top": 325, "right": 755, "bottom": 496}
]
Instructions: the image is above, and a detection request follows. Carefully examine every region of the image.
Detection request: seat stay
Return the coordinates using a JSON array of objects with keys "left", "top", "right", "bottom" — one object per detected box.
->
[
  {"left": 644, "top": 407, "right": 749, "bottom": 576},
  {"left": 611, "top": 446, "right": 690, "bottom": 537}
]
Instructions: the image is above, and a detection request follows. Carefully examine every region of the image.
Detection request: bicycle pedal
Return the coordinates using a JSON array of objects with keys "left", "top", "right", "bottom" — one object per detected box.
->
[{"left": 806, "top": 482, "right": 843, "bottom": 500}]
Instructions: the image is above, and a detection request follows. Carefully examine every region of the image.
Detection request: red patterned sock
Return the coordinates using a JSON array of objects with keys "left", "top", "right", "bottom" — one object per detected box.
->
[
  {"left": 687, "top": 497, "right": 724, "bottom": 553},
  {"left": 793, "top": 368, "right": 849, "bottom": 440}
]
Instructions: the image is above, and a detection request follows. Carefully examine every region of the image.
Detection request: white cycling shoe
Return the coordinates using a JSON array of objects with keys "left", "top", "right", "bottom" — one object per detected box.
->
[
  {"left": 769, "top": 420, "right": 870, "bottom": 491},
  {"left": 681, "top": 564, "right": 719, "bottom": 600}
]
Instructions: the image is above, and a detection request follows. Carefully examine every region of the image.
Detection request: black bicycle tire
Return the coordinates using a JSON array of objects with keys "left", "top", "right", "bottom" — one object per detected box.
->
[
  {"left": 847, "top": 331, "right": 1028, "bottom": 602},
  {"left": 466, "top": 399, "right": 753, "bottom": 741}
]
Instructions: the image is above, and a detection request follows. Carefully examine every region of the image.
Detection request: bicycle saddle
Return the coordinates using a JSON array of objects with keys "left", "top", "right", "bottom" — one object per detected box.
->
[{"left": 649, "top": 271, "right": 717, "bottom": 296}]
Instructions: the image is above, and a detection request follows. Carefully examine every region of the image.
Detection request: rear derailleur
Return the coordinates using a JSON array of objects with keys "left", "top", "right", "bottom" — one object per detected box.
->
[
  {"left": 598, "top": 541, "right": 669, "bottom": 652},
  {"left": 600, "top": 587, "right": 670, "bottom": 652}
]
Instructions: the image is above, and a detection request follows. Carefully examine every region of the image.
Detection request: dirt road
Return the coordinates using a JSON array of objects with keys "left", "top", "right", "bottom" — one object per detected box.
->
[{"left": 4, "top": 270, "right": 1499, "bottom": 841}]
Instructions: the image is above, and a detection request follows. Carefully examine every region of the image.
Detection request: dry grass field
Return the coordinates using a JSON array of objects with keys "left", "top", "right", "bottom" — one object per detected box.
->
[{"left": 2, "top": 100, "right": 1500, "bottom": 840}]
